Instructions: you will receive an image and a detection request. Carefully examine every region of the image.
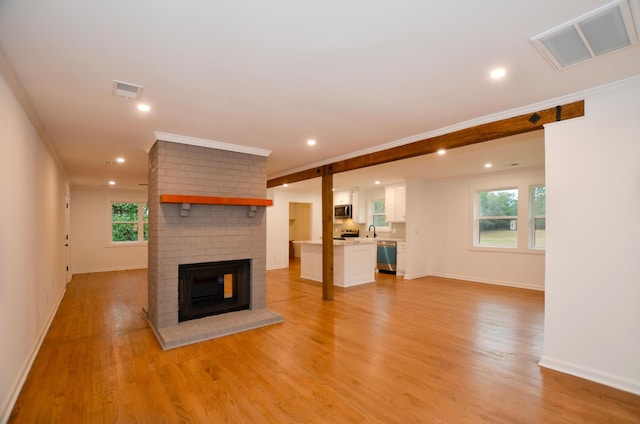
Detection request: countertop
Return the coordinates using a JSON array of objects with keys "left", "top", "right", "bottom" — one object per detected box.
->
[
  {"left": 295, "top": 239, "right": 375, "bottom": 246},
  {"left": 371, "top": 238, "right": 406, "bottom": 242},
  {"left": 294, "top": 238, "right": 404, "bottom": 246}
]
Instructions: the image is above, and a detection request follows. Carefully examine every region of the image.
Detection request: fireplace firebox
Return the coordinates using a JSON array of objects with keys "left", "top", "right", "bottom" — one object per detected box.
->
[{"left": 178, "top": 259, "right": 251, "bottom": 322}]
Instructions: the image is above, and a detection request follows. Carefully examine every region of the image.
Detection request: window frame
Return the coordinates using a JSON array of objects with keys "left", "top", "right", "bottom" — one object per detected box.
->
[
  {"left": 529, "top": 184, "right": 546, "bottom": 250},
  {"left": 108, "top": 201, "right": 148, "bottom": 246},
  {"left": 470, "top": 183, "right": 545, "bottom": 255},
  {"left": 474, "top": 187, "right": 519, "bottom": 249},
  {"left": 369, "top": 198, "right": 391, "bottom": 232}
]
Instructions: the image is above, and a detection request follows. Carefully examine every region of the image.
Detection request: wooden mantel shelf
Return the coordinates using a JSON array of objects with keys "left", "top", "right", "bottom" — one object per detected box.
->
[{"left": 159, "top": 194, "right": 273, "bottom": 207}]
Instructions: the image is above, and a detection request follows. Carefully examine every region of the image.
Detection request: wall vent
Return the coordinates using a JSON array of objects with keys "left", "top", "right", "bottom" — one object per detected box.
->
[
  {"left": 111, "top": 80, "right": 143, "bottom": 99},
  {"left": 530, "top": 0, "right": 638, "bottom": 70}
]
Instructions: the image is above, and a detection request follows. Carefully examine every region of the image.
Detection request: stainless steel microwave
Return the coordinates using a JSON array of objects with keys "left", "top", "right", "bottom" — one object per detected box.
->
[{"left": 334, "top": 204, "right": 352, "bottom": 219}]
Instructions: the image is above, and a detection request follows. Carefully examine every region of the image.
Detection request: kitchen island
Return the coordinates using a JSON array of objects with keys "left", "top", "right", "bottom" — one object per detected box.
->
[{"left": 295, "top": 239, "right": 376, "bottom": 287}]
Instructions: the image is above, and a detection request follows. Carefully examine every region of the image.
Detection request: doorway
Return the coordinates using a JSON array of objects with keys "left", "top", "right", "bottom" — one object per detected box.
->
[
  {"left": 65, "top": 193, "right": 71, "bottom": 282},
  {"left": 288, "top": 202, "right": 311, "bottom": 260}
]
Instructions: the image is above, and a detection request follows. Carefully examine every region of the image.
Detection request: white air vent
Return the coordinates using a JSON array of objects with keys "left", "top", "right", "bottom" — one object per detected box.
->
[
  {"left": 531, "top": 0, "right": 638, "bottom": 70},
  {"left": 111, "top": 80, "right": 144, "bottom": 99}
]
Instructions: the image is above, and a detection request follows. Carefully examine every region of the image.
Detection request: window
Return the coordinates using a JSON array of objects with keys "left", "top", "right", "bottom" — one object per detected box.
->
[
  {"left": 371, "top": 198, "right": 389, "bottom": 229},
  {"left": 476, "top": 188, "right": 518, "bottom": 247},
  {"left": 111, "top": 202, "right": 148, "bottom": 243},
  {"left": 530, "top": 185, "right": 546, "bottom": 248}
]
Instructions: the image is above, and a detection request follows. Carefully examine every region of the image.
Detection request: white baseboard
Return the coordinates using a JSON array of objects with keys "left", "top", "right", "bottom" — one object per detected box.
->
[
  {"left": 1, "top": 285, "right": 66, "bottom": 423},
  {"left": 539, "top": 356, "right": 640, "bottom": 396},
  {"left": 402, "top": 271, "right": 429, "bottom": 280},
  {"left": 267, "top": 262, "right": 289, "bottom": 271},
  {"left": 427, "top": 272, "right": 544, "bottom": 291}
]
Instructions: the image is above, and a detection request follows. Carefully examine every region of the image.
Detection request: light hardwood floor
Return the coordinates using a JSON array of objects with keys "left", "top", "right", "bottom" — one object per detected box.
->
[{"left": 9, "top": 261, "right": 640, "bottom": 423}]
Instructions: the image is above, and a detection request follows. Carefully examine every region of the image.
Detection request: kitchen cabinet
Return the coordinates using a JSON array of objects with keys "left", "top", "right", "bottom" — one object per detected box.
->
[
  {"left": 396, "top": 241, "right": 406, "bottom": 276},
  {"left": 334, "top": 189, "right": 365, "bottom": 222},
  {"left": 385, "top": 184, "right": 406, "bottom": 222},
  {"left": 351, "top": 191, "right": 360, "bottom": 222},
  {"left": 351, "top": 190, "right": 367, "bottom": 223},
  {"left": 333, "top": 190, "right": 351, "bottom": 206},
  {"left": 296, "top": 239, "right": 376, "bottom": 287}
]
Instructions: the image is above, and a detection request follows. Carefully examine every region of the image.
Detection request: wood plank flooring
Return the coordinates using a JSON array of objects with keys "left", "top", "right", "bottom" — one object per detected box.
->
[{"left": 9, "top": 261, "right": 640, "bottom": 423}]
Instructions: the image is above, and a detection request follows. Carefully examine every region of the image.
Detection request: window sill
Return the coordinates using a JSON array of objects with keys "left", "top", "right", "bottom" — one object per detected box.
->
[
  {"left": 469, "top": 246, "right": 545, "bottom": 255},
  {"left": 107, "top": 241, "right": 148, "bottom": 248}
]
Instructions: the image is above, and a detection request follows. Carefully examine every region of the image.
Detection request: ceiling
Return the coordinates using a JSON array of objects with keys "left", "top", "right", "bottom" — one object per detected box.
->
[{"left": 0, "top": 1, "right": 639, "bottom": 191}]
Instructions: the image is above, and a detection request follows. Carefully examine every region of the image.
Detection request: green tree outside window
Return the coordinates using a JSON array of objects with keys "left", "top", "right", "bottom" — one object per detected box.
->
[
  {"left": 112, "top": 202, "right": 147, "bottom": 242},
  {"left": 532, "top": 186, "right": 545, "bottom": 248},
  {"left": 372, "top": 199, "right": 388, "bottom": 227},
  {"left": 478, "top": 189, "right": 518, "bottom": 246}
]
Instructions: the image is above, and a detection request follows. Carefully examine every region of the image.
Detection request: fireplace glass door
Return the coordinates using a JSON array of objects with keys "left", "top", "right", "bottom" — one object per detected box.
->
[{"left": 178, "top": 259, "right": 251, "bottom": 322}]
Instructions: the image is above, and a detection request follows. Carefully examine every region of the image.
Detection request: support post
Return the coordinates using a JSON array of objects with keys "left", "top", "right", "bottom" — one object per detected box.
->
[{"left": 321, "top": 166, "right": 334, "bottom": 300}]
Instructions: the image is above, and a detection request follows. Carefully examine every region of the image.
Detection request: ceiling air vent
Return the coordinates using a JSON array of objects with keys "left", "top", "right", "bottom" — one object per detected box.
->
[
  {"left": 111, "top": 80, "right": 144, "bottom": 99},
  {"left": 530, "top": 0, "right": 638, "bottom": 70}
]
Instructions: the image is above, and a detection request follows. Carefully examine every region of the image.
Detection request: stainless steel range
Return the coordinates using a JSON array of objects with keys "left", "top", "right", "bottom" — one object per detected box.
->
[{"left": 334, "top": 229, "right": 359, "bottom": 240}]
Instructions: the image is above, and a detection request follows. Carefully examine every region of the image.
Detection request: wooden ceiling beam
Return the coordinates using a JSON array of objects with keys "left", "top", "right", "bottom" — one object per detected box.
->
[
  {"left": 267, "top": 100, "right": 584, "bottom": 188},
  {"left": 267, "top": 167, "right": 325, "bottom": 189}
]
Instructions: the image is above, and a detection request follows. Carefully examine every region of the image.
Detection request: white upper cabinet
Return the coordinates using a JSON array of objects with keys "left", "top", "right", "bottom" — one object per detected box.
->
[
  {"left": 351, "top": 190, "right": 367, "bottom": 223},
  {"left": 333, "top": 190, "right": 351, "bottom": 206},
  {"left": 351, "top": 191, "right": 359, "bottom": 222},
  {"left": 385, "top": 184, "right": 406, "bottom": 222}
]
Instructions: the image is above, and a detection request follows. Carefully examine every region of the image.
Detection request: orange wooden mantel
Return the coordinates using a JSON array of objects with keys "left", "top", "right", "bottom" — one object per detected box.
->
[{"left": 159, "top": 194, "right": 273, "bottom": 207}]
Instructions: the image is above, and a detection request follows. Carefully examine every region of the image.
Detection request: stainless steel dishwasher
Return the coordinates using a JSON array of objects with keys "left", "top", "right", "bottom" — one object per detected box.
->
[{"left": 376, "top": 240, "right": 397, "bottom": 274}]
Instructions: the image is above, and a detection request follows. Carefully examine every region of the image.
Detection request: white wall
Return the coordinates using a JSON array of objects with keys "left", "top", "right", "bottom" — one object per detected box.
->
[
  {"left": 70, "top": 187, "right": 148, "bottom": 274},
  {"left": 423, "top": 168, "right": 546, "bottom": 290},
  {"left": 405, "top": 178, "right": 430, "bottom": 279},
  {"left": 540, "top": 78, "right": 640, "bottom": 394},
  {"left": 0, "top": 72, "right": 68, "bottom": 421},
  {"left": 266, "top": 186, "right": 322, "bottom": 269}
]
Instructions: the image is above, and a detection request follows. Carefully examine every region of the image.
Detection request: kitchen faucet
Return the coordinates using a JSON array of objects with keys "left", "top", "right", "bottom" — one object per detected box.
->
[{"left": 368, "top": 224, "right": 377, "bottom": 238}]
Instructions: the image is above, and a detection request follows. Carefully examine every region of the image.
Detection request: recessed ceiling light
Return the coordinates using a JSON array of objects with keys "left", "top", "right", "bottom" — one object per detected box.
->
[
  {"left": 484, "top": 163, "right": 493, "bottom": 168},
  {"left": 283, "top": 184, "right": 288, "bottom": 187},
  {"left": 437, "top": 149, "right": 446, "bottom": 155},
  {"left": 116, "top": 157, "right": 125, "bottom": 163},
  {"left": 307, "top": 139, "right": 316, "bottom": 146},
  {"left": 374, "top": 180, "right": 381, "bottom": 185},
  {"left": 490, "top": 68, "right": 506, "bottom": 79},
  {"left": 137, "top": 103, "right": 151, "bottom": 112},
  {"left": 108, "top": 181, "right": 116, "bottom": 185}
]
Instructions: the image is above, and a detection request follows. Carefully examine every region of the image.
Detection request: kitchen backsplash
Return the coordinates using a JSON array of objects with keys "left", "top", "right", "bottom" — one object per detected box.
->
[{"left": 333, "top": 220, "right": 406, "bottom": 240}]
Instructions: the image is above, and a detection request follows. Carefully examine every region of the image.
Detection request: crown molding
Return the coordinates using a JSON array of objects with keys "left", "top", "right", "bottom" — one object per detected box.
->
[{"left": 151, "top": 132, "right": 271, "bottom": 157}]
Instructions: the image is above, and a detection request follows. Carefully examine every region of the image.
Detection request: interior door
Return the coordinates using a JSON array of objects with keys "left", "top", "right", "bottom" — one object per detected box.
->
[{"left": 65, "top": 194, "right": 71, "bottom": 282}]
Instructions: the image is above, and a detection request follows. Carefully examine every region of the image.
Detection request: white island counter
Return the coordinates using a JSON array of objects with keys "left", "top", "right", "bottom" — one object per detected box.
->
[{"left": 295, "top": 239, "right": 376, "bottom": 287}]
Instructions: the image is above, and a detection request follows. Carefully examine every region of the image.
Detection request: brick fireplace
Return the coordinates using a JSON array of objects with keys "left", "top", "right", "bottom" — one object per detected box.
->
[{"left": 147, "top": 133, "right": 283, "bottom": 349}]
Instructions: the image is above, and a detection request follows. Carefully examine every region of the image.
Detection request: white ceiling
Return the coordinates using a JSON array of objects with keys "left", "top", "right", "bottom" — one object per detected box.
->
[{"left": 0, "top": 1, "right": 639, "bottom": 191}]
